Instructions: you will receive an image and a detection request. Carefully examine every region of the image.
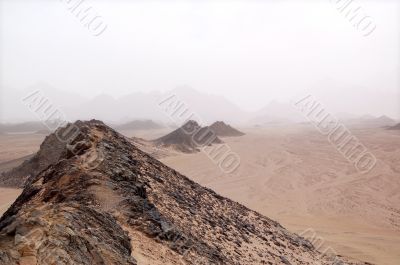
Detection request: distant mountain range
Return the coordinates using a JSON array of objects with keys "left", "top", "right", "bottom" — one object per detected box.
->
[
  {"left": 114, "top": 120, "right": 164, "bottom": 131},
  {"left": 341, "top": 115, "right": 397, "bottom": 128},
  {"left": 387, "top": 123, "right": 400, "bottom": 130},
  {"left": 0, "top": 121, "right": 51, "bottom": 134},
  {"left": 1, "top": 83, "right": 398, "bottom": 127}
]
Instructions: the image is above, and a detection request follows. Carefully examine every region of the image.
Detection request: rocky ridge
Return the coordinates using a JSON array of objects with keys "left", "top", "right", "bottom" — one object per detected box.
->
[{"left": 0, "top": 120, "right": 369, "bottom": 264}]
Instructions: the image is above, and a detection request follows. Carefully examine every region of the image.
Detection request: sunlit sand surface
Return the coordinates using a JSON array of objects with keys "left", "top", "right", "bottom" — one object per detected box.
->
[{"left": 161, "top": 125, "right": 400, "bottom": 265}]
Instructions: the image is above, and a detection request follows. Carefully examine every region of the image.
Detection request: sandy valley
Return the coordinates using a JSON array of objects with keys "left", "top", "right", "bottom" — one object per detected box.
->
[
  {"left": 160, "top": 125, "right": 400, "bottom": 265},
  {"left": 0, "top": 124, "right": 399, "bottom": 264}
]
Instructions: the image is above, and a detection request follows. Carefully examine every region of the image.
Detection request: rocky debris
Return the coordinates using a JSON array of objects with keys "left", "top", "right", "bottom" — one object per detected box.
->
[
  {"left": 153, "top": 120, "right": 223, "bottom": 153},
  {"left": 209, "top": 121, "right": 245, "bottom": 137},
  {"left": 0, "top": 120, "right": 370, "bottom": 264}
]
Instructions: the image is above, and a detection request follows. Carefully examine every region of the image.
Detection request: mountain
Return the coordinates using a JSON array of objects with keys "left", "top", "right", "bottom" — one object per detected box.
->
[
  {"left": 0, "top": 122, "right": 50, "bottom": 134},
  {"left": 249, "top": 100, "right": 307, "bottom": 125},
  {"left": 343, "top": 115, "right": 396, "bottom": 127},
  {"left": 168, "top": 86, "right": 249, "bottom": 124},
  {"left": 1, "top": 85, "right": 251, "bottom": 124},
  {"left": 154, "top": 120, "right": 223, "bottom": 153},
  {"left": 0, "top": 82, "right": 86, "bottom": 123},
  {"left": 0, "top": 127, "right": 70, "bottom": 187},
  {"left": 0, "top": 120, "right": 366, "bottom": 264},
  {"left": 209, "top": 121, "right": 245, "bottom": 137},
  {"left": 3, "top": 84, "right": 397, "bottom": 127},
  {"left": 115, "top": 120, "right": 164, "bottom": 131},
  {"left": 372, "top": 115, "right": 397, "bottom": 126},
  {"left": 387, "top": 123, "right": 400, "bottom": 130}
]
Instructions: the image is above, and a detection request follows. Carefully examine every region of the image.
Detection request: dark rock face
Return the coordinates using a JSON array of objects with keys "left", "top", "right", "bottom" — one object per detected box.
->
[
  {"left": 0, "top": 125, "right": 74, "bottom": 188},
  {"left": 154, "top": 120, "right": 223, "bottom": 153},
  {"left": 0, "top": 120, "right": 369, "bottom": 264},
  {"left": 209, "top": 121, "right": 245, "bottom": 137}
]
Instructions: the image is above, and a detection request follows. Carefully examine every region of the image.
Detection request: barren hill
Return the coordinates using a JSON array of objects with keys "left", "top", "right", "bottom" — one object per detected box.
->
[
  {"left": 344, "top": 115, "right": 396, "bottom": 127},
  {"left": 387, "top": 123, "right": 400, "bottom": 130},
  {"left": 0, "top": 129, "right": 71, "bottom": 188},
  {"left": 154, "top": 120, "right": 222, "bottom": 153},
  {"left": 0, "top": 120, "right": 367, "bottom": 264},
  {"left": 209, "top": 121, "right": 245, "bottom": 137}
]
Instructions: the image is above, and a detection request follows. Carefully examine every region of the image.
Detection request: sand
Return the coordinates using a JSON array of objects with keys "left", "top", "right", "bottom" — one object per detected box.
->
[
  {"left": 0, "top": 133, "right": 43, "bottom": 217},
  {"left": 160, "top": 125, "right": 400, "bottom": 265},
  {"left": 0, "top": 188, "right": 22, "bottom": 216},
  {"left": 0, "top": 126, "right": 399, "bottom": 264},
  {"left": 0, "top": 133, "right": 46, "bottom": 163}
]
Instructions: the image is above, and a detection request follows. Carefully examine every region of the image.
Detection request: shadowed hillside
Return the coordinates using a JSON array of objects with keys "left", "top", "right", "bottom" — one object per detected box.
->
[
  {"left": 209, "top": 121, "right": 245, "bottom": 137},
  {"left": 0, "top": 120, "right": 368, "bottom": 264},
  {"left": 154, "top": 120, "right": 223, "bottom": 153}
]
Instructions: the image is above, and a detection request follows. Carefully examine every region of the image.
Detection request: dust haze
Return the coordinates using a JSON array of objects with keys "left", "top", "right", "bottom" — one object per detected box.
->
[
  {"left": 0, "top": 1, "right": 399, "bottom": 265},
  {"left": 0, "top": 1, "right": 399, "bottom": 122}
]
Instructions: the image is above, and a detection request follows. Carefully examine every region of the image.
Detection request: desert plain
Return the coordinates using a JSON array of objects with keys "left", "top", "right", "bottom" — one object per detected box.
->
[{"left": 0, "top": 124, "right": 399, "bottom": 265}]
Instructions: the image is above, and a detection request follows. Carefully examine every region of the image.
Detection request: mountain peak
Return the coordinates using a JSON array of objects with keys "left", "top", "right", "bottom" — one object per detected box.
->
[
  {"left": 0, "top": 120, "right": 366, "bottom": 264},
  {"left": 210, "top": 121, "right": 245, "bottom": 137},
  {"left": 154, "top": 120, "right": 223, "bottom": 153}
]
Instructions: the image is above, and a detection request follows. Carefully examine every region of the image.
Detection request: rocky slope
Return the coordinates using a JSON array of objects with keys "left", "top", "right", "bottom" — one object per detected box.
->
[
  {"left": 0, "top": 120, "right": 369, "bottom": 264},
  {"left": 154, "top": 120, "right": 222, "bottom": 153},
  {"left": 0, "top": 127, "right": 73, "bottom": 188},
  {"left": 209, "top": 121, "right": 245, "bottom": 137}
]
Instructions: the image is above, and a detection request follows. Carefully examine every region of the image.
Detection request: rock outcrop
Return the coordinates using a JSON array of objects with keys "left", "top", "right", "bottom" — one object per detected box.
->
[
  {"left": 154, "top": 120, "right": 222, "bottom": 153},
  {"left": 0, "top": 120, "right": 368, "bottom": 264},
  {"left": 0, "top": 125, "right": 75, "bottom": 188},
  {"left": 209, "top": 121, "right": 245, "bottom": 137}
]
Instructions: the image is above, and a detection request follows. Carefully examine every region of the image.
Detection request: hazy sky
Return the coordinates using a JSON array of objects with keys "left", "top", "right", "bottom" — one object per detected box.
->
[{"left": 1, "top": 0, "right": 399, "bottom": 117}]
